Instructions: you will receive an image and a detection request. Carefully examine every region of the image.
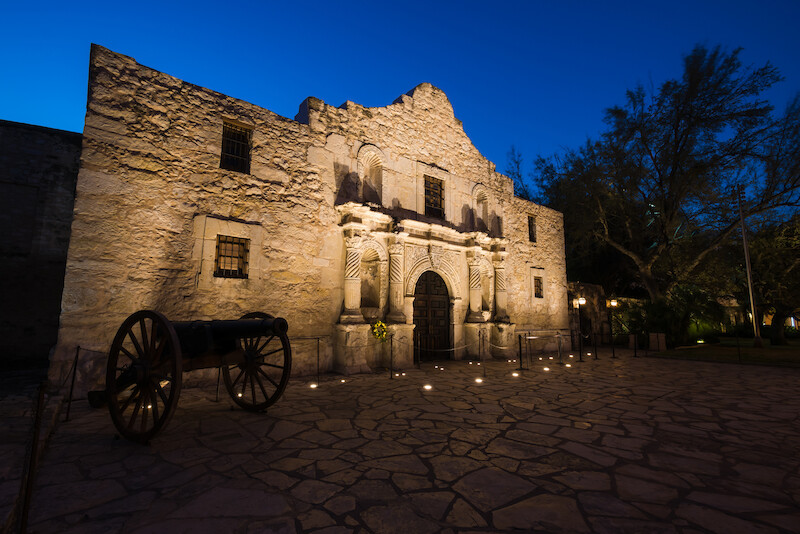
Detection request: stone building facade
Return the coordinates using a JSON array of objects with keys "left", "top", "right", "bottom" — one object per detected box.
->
[
  {"left": 49, "top": 45, "right": 569, "bottom": 391},
  {"left": 0, "top": 120, "right": 81, "bottom": 370}
]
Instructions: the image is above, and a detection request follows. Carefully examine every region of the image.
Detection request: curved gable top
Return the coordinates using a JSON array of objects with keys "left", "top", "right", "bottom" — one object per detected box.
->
[
  {"left": 392, "top": 83, "right": 456, "bottom": 119},
  {"left": 298, "top": 82, "right": 497, "bottom": 176}
]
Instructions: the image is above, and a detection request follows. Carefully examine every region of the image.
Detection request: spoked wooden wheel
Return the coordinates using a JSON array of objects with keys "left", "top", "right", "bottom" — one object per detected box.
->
[
  {"left": 222, "top": 312, "right": 292, "bottom": 411},
  {"left": 106, "top": 310, "right": 181, "bottom": 443}
]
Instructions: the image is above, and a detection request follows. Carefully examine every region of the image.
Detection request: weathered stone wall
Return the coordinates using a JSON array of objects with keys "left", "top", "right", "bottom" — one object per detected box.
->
[
  {"left": 299, "top": 84, "right": 509, "bottom": 234},
  {"left": 0, "top": 120, "right": 81, "bottom": 369},
  {"left": 51, "top": 45, "right": 569, "bottom": 390},
  {"left": 506, "top": 198, "right": 569, "bottom": 333},
  {"left": 51, "top": 45, "right": 343, "bottom": 390},
  {"left": 300, "top": 85, "right": 569, "bottom": 339}
]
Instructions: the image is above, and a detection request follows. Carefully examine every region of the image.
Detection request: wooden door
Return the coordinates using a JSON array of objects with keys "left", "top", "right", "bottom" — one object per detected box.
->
[{"left": 413, "top": 271, "right": 450, "bottom": 361}]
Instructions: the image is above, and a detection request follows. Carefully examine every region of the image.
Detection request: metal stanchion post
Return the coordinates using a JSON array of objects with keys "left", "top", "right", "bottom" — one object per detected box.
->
[
  {"left": 483, "top": 332, "right": 487, "bottom": 378},
  {"left": 65, "top": 345, "right": 80, "bottom": 421},
  {"left": 558, "top": 333, "right": 563, "bottom": 365},
  {"left": 19, "top": 381, "right": 46, "bottom": 534},
  {"left": 518, "top": 335, "right": 523, "bottom": 371},
  {"left": 316, "top": 338, "right": 321, "bottom": 386}
]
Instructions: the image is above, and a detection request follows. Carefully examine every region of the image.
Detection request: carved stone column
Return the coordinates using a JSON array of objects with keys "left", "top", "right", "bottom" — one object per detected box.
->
[
  {"left": 467, "top": 256, "right": 483, "bottom": 322},
  {"left": 493, "top": 259, "right": 509, "bottom": 322},
  {"left": 387, "top": 243, "right": 406, "bottom": 323},
  {"left": 340, "top": 237, "right": 363, "bottom": 323}
]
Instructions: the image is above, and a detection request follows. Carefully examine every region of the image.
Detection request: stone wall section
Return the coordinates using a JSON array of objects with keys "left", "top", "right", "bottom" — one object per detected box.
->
[
  {"left": 52, "top": 45, "right": 342, "bottom": 390},
  {"left": 506, "top": 197, "right": 569, "bottom": 333},
  {"left": 298, "top": 85, "right": 568, "bottom": 339},
  {"left": 51, "top": 45, "right": 569, "bottom": 390},
  {"left": 0, "top": 120, "right": 81, "bottom": 369}
]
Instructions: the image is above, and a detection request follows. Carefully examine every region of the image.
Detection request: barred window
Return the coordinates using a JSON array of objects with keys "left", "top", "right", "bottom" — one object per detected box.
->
[
  {"left": 534, "top": 276, "right": 543, "bottom": 298},
  {"left": 214, "top": 235, "right": 250, "bottom": 278},
  {"left": 220, "top": 122, "right": 252, "bottom": 173},
  {"left": 528, "top": 215, "right": 537, "bottom": 243},
  {"left": 424, "top": 175, "right": 444, "bottom": 219}
]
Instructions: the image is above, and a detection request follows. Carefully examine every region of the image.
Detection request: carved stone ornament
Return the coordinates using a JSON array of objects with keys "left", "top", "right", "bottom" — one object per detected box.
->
[
  {"left": 345, "top": 236, "right": 362, "bottom": 249},
  {"left": 429, "top": 245, "right": 444, "bottom": 269}
]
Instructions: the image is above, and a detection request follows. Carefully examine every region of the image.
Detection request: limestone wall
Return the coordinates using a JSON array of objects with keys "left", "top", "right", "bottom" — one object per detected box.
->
[
  {"left": 51, "top": 44, "right": 569, "bottom": 390},
  {"left": 0, "top": 120, "right": 81, "bottom": 369},
  {"left": 299, "top": 85, "right": 569, "bottom": 337},
  {"left": 299, "top": 84, "right": 509, "bottom": 234},
  {"left": 505, "top": 197, "right": 569, "bottom": 332},
  {"left": 52, "top": 45, "right": 343, "bottom": 390}
]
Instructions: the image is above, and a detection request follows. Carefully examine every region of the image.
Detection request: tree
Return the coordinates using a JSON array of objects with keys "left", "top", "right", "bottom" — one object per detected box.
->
[
  {"left": 536, "top": 45, "right": 800, "bottom": 302},
  {"left": 747, "top": 216, "right": 800, "bottom": 344},
  {"left": 505, "top": 145, "right": 533, "bottom": 201}
]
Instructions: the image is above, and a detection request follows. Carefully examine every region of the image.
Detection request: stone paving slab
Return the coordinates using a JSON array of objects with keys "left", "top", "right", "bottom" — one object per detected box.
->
[{"left": 22, "top": 353, "right": 800, "bottom": 533}]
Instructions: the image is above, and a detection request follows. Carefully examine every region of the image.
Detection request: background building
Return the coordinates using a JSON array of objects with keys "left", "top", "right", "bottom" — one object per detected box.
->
[{"left": 0, "top": 120, "right": 81, "bottom": 370}]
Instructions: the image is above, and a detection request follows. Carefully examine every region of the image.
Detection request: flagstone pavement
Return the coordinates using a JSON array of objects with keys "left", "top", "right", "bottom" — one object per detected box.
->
[{"left": 20, "top": 353, "right": 800, "bottom": 533}]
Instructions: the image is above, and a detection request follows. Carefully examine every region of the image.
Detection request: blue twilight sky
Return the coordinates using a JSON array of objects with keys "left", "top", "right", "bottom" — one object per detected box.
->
[{"left": 2, "top": 0, "right": 799, "bottom": 175}]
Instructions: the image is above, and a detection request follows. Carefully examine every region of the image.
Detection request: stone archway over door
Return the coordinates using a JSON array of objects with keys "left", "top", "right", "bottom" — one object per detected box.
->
[{"left": 413, "top": 271, "right": 450, "bottom": 361}]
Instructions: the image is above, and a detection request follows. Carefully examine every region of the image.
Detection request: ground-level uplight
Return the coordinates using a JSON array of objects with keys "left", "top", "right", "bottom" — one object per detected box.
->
[
  {"left": 423, "top": 384, "right": 432, "bottom": 391},
  {"left": 512, "top": 372, "right": 519, "bottom": 377},
  {"left": 237, "top": 393, "right": 243, "bottom": 397},
  {"left": 341, "top": 379, "right": 346, "bottom": 383},
  {"left": 475, "top": 378, "right": 483, "bottom": 383},
  {"left": 543, "top": 367, "right": 550, "bottom": 371},
  {"left": 309, "top": 383, "right": 318, "bottom": 389},
  {"left": 565, "top": 363, "right": 572, "bottom": 368}
]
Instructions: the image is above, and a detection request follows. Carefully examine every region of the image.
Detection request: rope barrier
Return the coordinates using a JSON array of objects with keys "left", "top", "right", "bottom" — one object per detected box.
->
[
  {"left": 392, "top": 336, "right": 478, "bottom": 352},
  {"left": 487, "top": 341, "right": 514, "bottom": 350}
]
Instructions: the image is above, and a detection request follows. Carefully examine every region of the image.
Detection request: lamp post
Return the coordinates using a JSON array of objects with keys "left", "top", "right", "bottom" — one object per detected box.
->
[
  {"left": 577, "top": 297, "right": 586, "bottom": 362},
  {"left": 608, "top": 299, "right": 618, "bottom": 359},
  {"left": 737, "top": 184, "right": 763, "bottom": 347}
]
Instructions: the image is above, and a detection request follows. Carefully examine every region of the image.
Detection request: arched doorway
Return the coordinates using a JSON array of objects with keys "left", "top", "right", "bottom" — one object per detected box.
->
[{"left": 413, "top": 271, "right": 450, "bottom": 361}]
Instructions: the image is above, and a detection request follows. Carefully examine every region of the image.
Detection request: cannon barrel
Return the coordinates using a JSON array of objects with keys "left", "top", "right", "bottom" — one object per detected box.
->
[
  {"left": 171, "top": 317, "right": 289, "bottom": 360},
  {"left": 173, "top": 317, "right": 288, "bottom": 338}
]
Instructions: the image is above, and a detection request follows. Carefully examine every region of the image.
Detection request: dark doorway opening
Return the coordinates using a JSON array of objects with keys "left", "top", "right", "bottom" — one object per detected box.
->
[{"left": 413, "top": 271, "right": 450, "bottom": 361}]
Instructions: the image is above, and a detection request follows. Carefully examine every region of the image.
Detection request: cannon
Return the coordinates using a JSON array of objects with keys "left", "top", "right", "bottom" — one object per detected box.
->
[{"left": 91, "top": 310, "right": 291, "bottom": 443}]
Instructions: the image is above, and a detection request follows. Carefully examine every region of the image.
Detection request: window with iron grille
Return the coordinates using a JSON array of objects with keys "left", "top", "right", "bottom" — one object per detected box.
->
[
  {"left": 220, "top": 122, "right": 252, "bottom": 173},
  {"left": 528, "top": 215, "right": 537, "bottom": 243},
  {"left": 534, "top": 276, "right": 544, "bottom": 298},
  {"left": 214, "top": 235, "right": 250, "bottom": 278},
  {"left": 424, "top": 175, "right": 444, "bottom": 219}
]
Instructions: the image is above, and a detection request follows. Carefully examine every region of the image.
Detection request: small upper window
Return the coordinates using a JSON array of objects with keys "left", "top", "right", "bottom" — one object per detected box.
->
[
  {"left": 534, "top": 276, "right": 543, "bottom": 298},
  {"left": 424, "top": 175, "right": 444, "bottom": 219},
  {"left": 220, "top": 122, "right": 252, "bottom": 173},
  {"left": 214, "top": 235, "right": 250, "bottom": 278},
  {"left": 528, "top": 215, "right": 537, "bottom": 243}
]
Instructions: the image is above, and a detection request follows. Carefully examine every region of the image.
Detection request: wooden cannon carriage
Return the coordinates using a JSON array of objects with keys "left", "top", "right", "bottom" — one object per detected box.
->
[{"left": 91, "top": 310, "right": 292, "bottom": 443}]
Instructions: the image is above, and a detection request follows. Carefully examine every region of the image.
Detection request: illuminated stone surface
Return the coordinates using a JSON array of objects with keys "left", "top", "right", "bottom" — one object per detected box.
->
[
  {"left": 15, "top": 354, "right": 800, "bottom": 532},
  {"left": 48, "top": 45, "right": 569, "bottom": 394}
]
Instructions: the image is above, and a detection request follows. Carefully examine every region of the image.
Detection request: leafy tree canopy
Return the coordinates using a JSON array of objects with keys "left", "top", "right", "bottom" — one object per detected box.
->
[{"left": 533, "top": 45, "right": 800, "bottom": 301}]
